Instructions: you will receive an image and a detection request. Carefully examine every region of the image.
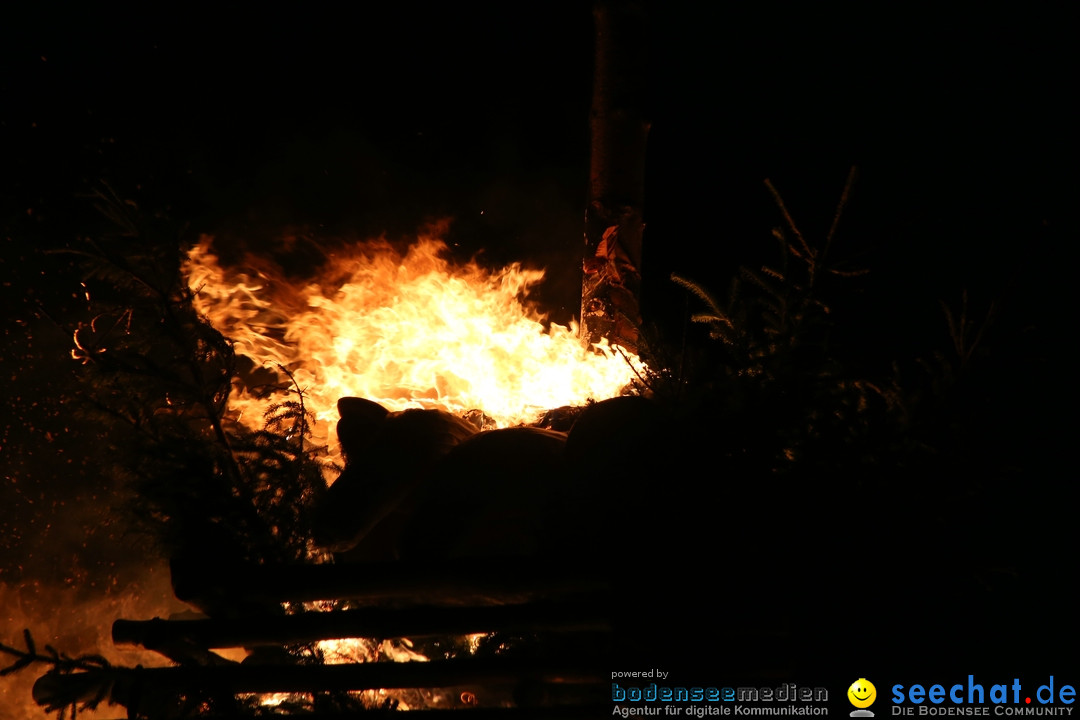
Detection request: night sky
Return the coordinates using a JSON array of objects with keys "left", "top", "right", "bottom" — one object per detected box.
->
[{"left": 1, "top": 1, "right": 1075, "bottom": 703}]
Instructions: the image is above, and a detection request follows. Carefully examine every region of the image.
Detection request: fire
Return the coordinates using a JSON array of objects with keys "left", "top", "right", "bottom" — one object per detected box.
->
[
  {"left": 243, "top": 638, "right": 483, "bottom": 711},
  {"left": 178, "top": 227, "right": 630, "bottom": 712},
  {"left": 8, "top": 229, "right": 630, "bottom": 717},
  {"left": 0, "top": 569, "right": 184, "bottom": 720},
  {"left": 183, "top": 227, "right": 641, "bottom": 468}
]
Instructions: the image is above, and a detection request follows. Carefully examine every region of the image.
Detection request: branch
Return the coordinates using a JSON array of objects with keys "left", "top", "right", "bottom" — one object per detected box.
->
[
  {"left": 2, "top": 629, "right": 115, "bottom": 716},
  {"left": 1, "top": 629, "right": 111, "bottom": 678}
]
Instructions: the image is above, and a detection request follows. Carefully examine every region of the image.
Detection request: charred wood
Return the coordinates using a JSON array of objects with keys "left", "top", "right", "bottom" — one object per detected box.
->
[
  {"left": 581, "top": 0, "right": 650, "bottom": 352},
  {"left": 171, "top": 557, "right": 608, "bottom": 608},
  {"left": 34, "top": 656, "right": 604, "bottom": 710},
  {"left": 112, "top": 602, "right": 610, "bottom": 650}
]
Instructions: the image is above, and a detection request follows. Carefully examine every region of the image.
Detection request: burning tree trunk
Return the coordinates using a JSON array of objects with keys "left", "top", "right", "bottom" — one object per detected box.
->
[{"left": 580, "top": 0, "right": 651, "bottom": 353}]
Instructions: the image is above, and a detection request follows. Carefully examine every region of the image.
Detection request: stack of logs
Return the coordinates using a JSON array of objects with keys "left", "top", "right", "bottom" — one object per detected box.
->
[
  {"left": 33, "top": 393, "right": 816, "bottom": 716},
  {"left": 32, "top": 395, "right": 681, "bottom": 717}
]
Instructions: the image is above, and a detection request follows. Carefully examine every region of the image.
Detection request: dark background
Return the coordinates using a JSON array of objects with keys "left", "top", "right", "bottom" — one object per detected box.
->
[
  {"left": 4, "top": 4, "right": 1071, "bottom": 314},
  {"left": 1, "top": 0, "right": 1074, "bottom": 693}
]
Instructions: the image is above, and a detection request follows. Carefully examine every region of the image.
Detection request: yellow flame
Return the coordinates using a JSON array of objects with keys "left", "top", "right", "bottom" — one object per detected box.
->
[
  {"left": 183, "top": 228, "right": 641, "bottom": 467},
  {"left": 254, "top": 692, "right": 294, "bottom": 707},
  {"left": 308, "top": 637, "right": 486, "bottom": 711}
]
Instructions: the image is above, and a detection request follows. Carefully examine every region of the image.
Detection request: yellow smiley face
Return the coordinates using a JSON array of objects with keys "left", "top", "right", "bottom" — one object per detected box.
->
[{"left": 848, "top": 679, "right": 877, "bottom": 708}]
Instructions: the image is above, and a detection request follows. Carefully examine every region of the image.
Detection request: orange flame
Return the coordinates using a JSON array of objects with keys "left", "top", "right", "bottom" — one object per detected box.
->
[
  {"left": 0, "top": 570, "right": 184, "bottom": 720},
  {"left": 183, "top": 228, "right": 641, "bottom": 468}
]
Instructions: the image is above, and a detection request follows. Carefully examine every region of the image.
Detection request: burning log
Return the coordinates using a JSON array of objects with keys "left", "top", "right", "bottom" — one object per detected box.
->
[
  {"left": 129, "top": 636, "right": 240, "bottom": 669},
  {"left": 33, "top": 656, "right": 604, "bottom": 714},
  {"left": 171, "top": 557, "right": 608, "bottom": 608},
  {"left": 88, "top": 395, "right": 674, "bottom": 715},
  {"left": 112, "top": 601, "right": 609, "bottom": 650}
]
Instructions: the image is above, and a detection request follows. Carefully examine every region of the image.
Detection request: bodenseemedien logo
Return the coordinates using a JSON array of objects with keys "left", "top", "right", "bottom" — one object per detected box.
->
[
  {"left": 850, "top": 678, "right": 877, "bottom": 717},
  {"left": 610, "top": 680, "right": 829, "bottom": 716}
]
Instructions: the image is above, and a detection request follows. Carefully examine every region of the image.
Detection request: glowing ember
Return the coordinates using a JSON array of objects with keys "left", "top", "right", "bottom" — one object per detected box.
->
[
  {"left": 255, "top": 692, "right": 293, "bottom": 708},
  {"left": 245, "top": 638, "right": 479, "bottom": 711},
  {"left": 316, "top": 637, "right": 427, "bottom": 665},
  {"left": 183, "top": 227, "right": 641, "bottom": 469}
]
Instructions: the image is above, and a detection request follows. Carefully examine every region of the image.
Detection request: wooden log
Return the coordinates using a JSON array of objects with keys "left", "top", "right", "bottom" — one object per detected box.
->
[
  {"left": 127, "top": 635, "right": 239, "bottom": 667},
  {"left": 171, "top": 557, "right": 608, "bottom": 608},
  {"left": 34, "top": 656, "right": 604, "bottom": 709},
  {"left": 113, "top": 601, "right": 610, "bottom": 649}
]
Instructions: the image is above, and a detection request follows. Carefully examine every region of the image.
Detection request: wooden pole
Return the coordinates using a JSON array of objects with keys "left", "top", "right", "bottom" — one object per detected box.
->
[
  {"left": 170, "top": 557, "right": 607, "bottom": 608},
  {"left": 113, "top": 602, "right": 610, "bottom": 649},
  {"left": 580, "top": 0, "right": 650, "bottom": 353},
  {"left": 33, "top": 656, "right": 605, "bottom": 711}
]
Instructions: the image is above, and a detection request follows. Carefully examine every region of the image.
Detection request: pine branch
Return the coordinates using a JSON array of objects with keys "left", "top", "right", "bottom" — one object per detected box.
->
[
  {"left": 670, "top": 273, "right": 726, "bottom": 318},
  {"left": 1, "top": 630, "right": 114, "bottom": 717},
  {"left": 824, "top": 166, "right": 858, "bottom": 261},
  {"left": 941, "top": 290, "right": 997, "bottom": 371},
  {"left": 56, "top": 185, "right": 337, "bottom": 570},
  {"left": 765, "top": 178, "right": 814, "bottom": 268}
]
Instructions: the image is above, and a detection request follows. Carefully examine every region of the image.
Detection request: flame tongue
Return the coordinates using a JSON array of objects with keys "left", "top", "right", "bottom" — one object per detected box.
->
[{"left": 183, "top": 230, "right": 640, "bottom": 464}]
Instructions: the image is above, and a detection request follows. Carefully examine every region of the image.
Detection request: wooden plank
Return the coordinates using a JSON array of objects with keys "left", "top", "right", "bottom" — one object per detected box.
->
[{"left": 33, "top": 656, "right": 605, "bottom": 710}]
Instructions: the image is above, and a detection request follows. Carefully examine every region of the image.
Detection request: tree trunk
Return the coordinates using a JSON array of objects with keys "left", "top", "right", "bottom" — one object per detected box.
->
[{"left": 580, "top": 0, "right": 650, "bottom": 353}]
